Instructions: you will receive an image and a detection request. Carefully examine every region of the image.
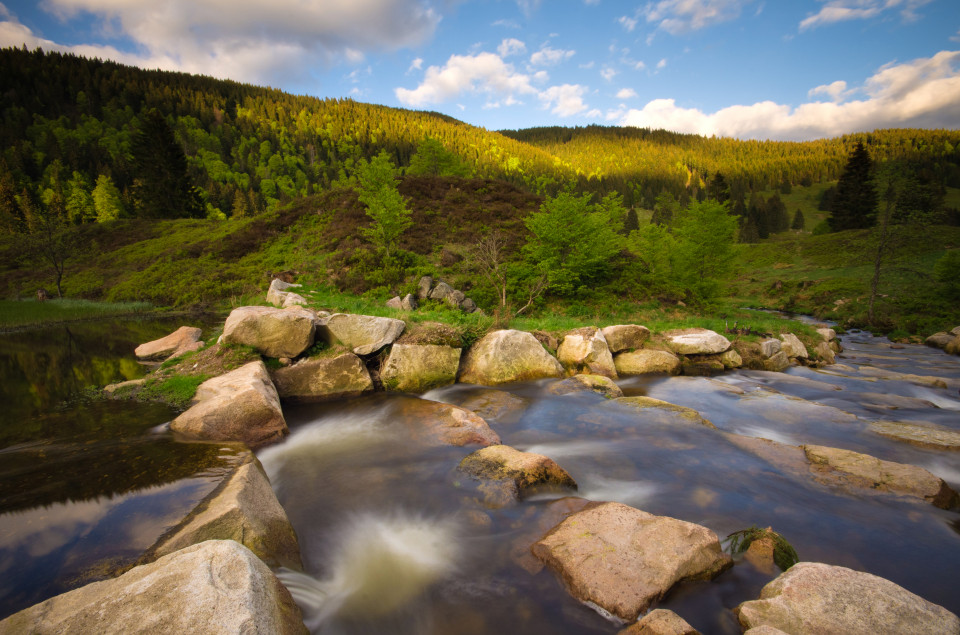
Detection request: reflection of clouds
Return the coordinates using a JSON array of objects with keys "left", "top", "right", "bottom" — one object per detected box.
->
[{"left": 0, "top": 498, "right": 114, "bottom": 558}]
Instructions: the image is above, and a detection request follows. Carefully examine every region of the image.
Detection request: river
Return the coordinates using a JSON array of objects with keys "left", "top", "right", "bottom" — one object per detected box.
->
[{"left": 1, "top": 321, "right": 959, "bottom": 633}]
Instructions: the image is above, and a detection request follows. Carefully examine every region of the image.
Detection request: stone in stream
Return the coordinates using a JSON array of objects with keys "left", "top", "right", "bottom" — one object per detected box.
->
[
  {"left": 458, "top": 444, "right": 577, "bottom": 505},
  {"left": 271, "top": 353, "right": 374, "bottom": 401},
  {"left": 664, "top": 328, "right": 732, "bottom": 355},
  {"left": 222, "top": 306, "right": 316, "bottom": 359},
  {"left": 817, "top": 327, "right": 838, "bottom": 342},
  {"left": 548, "top": 374, "right": 623, "bottom": 398},
  {"left": 763, "top": 350, "right": 791, "bottom": 372},
  {"left": 390, "top": 398, "right": 500, "bottom": 447},
  {"left": 0, "top": 540, "right": 307, "bottom": 635},
  {"left": 531, "top": 501, "right": 732, "bottom": 623},
  {"left": 610, "top": 396, "right": 717, "bottom": 429},
  {"left": 778, "top": 333, "right": 808, "bottom": 359},
  {"left": 601, "top": 324, "right": 651, "bottom": 353},
  {"left": 925, "top": 332, "right": 955, "bottom": 350},
  {"left": 813, "top": 341, "right": 836, "bottom": 364},
  {"left": 869, "top": 420, "right": 960, "bottom": 450},
  {"left": 171, "top": 361, "right": 287, "bottom": 448},
  {"left": 141, "top": 453, "right": 302, "bottom": 570},
  {"left": 735, "top": 562, "right": 959, "bottom": 635},
  {"left": 720, "top": 348, "right": 743, "bottom": 368},
  {"left": 759, "top": 338, "right": 782, "bottom": 358},
  {"left": 380, "top": 343, "right": 462, "bottom": 393},
  {"left": 614, "top": 349, "right": 682, "bottom": 376},
  {"left": 455, "top": 389, "right": 528, "bottom": 425},
  {"left": 618, "top": 609, "right": 700, "bottom": 635},
  {"left": 135, "top": 326, "right": 203, "bottom": 361},
  {"left": 557, "top": 327, "right": 617, "bottom": 379},
  {"left": 319, "top": 313, "right": 405, "bottom": 356},
  {"left": 458, "top": 329, "right": 563, "bottom": 385}
]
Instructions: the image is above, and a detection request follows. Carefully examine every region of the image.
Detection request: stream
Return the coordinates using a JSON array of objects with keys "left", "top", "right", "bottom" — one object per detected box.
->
[{"left": 1, "top": 321, "right": 959, "bottom": 633}]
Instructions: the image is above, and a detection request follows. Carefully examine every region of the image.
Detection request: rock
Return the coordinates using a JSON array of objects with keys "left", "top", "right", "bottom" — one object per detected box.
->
[
  {"left": 320, "top": 313, "right": 405, "bottom": 356},
  {"left": 952, "top": 326, "right": 960, "bottom": 337},
  {"left": 417, "top": 276, "right": 433, "bottom": 299},
  {"left": 429, "top": 281, "right": 456, "bottom": 302},
  {"left": 532, "top": 330, "right": 559, "bottom": 352},
  {"left": 763, "top": 350, "right": 791, "bottom": 372},
  {"left": 925, "top": 332, "right": 954, "bottom": 350},
  {"left": 401, "top": 293, "right": 418, "bottom": 311},
  {"left": 171, "top": 361, "right": 287, "bottom": 448},
  {"left": 871, "top": 420, "right": 960, "bottom": 450},
  {"left": 266, "top": 278, "right": 301, "bottom": 307},
  {"left": 946, "top": 337, "right": 960, "bottom": 356},
  {"left": 817, "top": 327, "right": 838, "bottom": 342},
  {"left": 135, "top": 326, "right": 203, "bottom": 361},
  {"left": 813, "top": 341, "right": 836, "bottom": 364},
  {"left": 532, "top": 501, "right": 732, "bottom": 622},
  {"left": 381, "top": 343, "right": 462, "bottom": 393},
  {"left": 614, "top": 349, "right": 681, "bottom": 375},
  {"left": 459, "top": 330, "right": 563, "bottom": 385},
  {"left": 460, "top": 297, "right": 477, "bottom": 313},
  {"left": 281, "top": 293, "right": 308, "bottom": 308},
  {"left": 759, "top": 338, "right": 782, "bottom": 358},
  {"left": 618, "top": 609, "right": 700, "bottom": 634},
  {"left": 103, "top": 378, "right": 146, "bottom": 395},
  {"left": 271, "top": 353, "right": 374, "bottom": 402},
  {"left": 557, "top": 327, "right": 617, "bottom": 379},
  {"left": 803, "top": 444, "right": 958, "bottom": 509},
  {"left": 611, "top": 396, "right": 717, "bottom": 429},
  {"left": 447, "top": 288, "right": 466, "bottom": 308},
  {"left": 779, "top": 333, "right": 808, "bottom": 359},
  {"left": 144, "top": 455, "right": 302, "bottom": 570},
  {"left": 386, "top": 296, "right": 403, "bottom": 309},
  {"left": 720, "top": 349, "right": 742, "bottom": 368},
  {"left": 681, "top": 356, "right": 725, "bottom": 376},
  {"left": 735, "top": 562, "right": 959, "bottom": 634},
  {"left": 664, "top": 328, "right": 731, "bottom": 355},
  {"left": 743, "top": 534, "right": 779, "bottom": 575},
  {"left": 743, "top": 626, "right": 789, "bottom": 635},
  {"left": 458, "top": 445, "right": 577, "bottom": 502},
  {"left": 391, "top": 398, "right": 500, "bottom": 446},
  {"left": 456, "top": 389, "right": 528, "bottom": 424},
  {"left": 222, "top": 306, "right": 316, "bottom": 359},
  {"left": 549, "top": 374, "right": 623, "bottom": 398},
  {"left": 0, "top": 540, "right": 306, "bottom": 634},
  {"left": 601, "top": 325, "right": 651, "bottom": 353}
]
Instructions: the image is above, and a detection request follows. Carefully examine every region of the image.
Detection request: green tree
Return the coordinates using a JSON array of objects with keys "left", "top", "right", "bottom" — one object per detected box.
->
[
  {"left": 23, "top": 188, "right": 77, "bottom": 298},
  {"left": 0, "top": 167, "right": 25, "bottom": 233},
  {"left": 626, "top": 222, "right": 677, "bottom": 295},
  {"left": 92, "top": 174, "right": 125, "bottom": 222},
  {"left": 672, "top": 200, "right": 739, "bottom": 301},
  {"left": 130, "top": 110, "right": 204, "bottom": 219},
  {"left": 231, "top": 189, "right": 250, "bottom": 218},
  {"left": 650, "top": 191, "right": 677, "bottom": 226},
  {"left": 407, "top": 137, "right": 469, "bottom": 177},
  {"left": 829, "top": 141, "right": 877, "bottom": 231},
  {"left": 791, "top": 208, "right": 805, "bottom": 231},
  {"left": 357, "top": 150, "right": 412, "bottom": 264},
  {"left": 65, "top": 171, "right": 96, "bottom": 224}
]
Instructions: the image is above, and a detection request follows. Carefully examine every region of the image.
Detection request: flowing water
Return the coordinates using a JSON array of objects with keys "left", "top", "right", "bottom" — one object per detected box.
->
[{"left": 2, "top": 320, "right": 960, "bottom": 634}]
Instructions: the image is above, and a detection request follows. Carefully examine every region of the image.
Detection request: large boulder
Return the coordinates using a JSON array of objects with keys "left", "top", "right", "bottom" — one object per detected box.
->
[
  {"left": 428, "top": 281, "right": 456, "bottom": 303},
  {"left": 601, "top": 324, "right": 651, "bottom": 353},
  {"left": 381, "top": 344, "right": 462, "bottom": 393},
  {"left": 763, "top": 351, "right": 791, "bottom": 372},
  {"left": 779, "top": 333, "right": 808, "bottom": 359},
  {"left": 0, "top": 540, "right": 306, "bottom": 635},
  {"left": 458, "top": 445, "right": 577, "bottom": 502},
  {"left": 143, "top": 455, "right": 302, "bottom": 570},
  {"left": 222, "top": 306, "right": 316, "bottom": 359},
  {"left": 611, "top": 396, "right": 717, "bottom": 429},
  {"left": 171, "top": 361, "right": 287, "bottom": 448},
  {"left": 320, "top": 313, "right": 405, "bottom": 356},
  {"left": 735, "top": 562, "right": 959, "bottom": 634},
  {"left": 417, "top": 275, "right": 433, "bottom": 299},
  {"left": 759, "top": 338, "right": 781, "bottom": 358},
  {"left": 391, "top": 398, "right": 500, "bottom": 446},
  {"left": 813, "top": 341, "right": 836, "bottom": 364},
  {"left": 532, "top": 501, "right": 732, "bottom": 622},
  {"left": 459, "top": 330, "right": 563, "bottom": 385},
  {"left": 618, "top": 609, "right": 700, "bottom": 634},
  {"left": 817, "top": 327, "right": 838, "bottom": 342},
  {"left": 804, "top": 444, "right": 958, "bottom": 509},
  {"left": 614, "top": 349, "right": 681, "bottom": 376},
  {"left": 664, "top": 328, "right": 731, "bottom": 355},
  {"left": 557, "top": 327, "right": 617, "bottom": 379},
  {"left": 135, "top": 326, "right": 203, "bottom": 361},
  {"left": 925, "top": 332, "right": 955, "bottom": 350},
  {"left": 870, "top": 420, "right": 960, "bottom": 450},
  {"left": 270, "top": 353, "right": 374, "bottom": 402}
]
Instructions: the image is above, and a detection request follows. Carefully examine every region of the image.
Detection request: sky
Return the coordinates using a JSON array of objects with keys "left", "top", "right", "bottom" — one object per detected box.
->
[{"left": 1, "top": 0, "right": 959, "bottom": 141}]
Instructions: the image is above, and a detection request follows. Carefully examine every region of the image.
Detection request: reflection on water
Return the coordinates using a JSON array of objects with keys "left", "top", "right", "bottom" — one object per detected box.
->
[{"left": 263, "top": 331, "right": 960, "bottom": 635}]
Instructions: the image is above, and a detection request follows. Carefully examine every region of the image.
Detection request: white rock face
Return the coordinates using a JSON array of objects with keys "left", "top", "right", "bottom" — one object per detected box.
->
[
  {"left": 736, "top": 562, "right": 959, "bottom": 634},
  {"left": 135, "top": 326, "right": 203, "bottom": 361},
  {"left": 614, "top": 349, "right": 681, "bottom": 375},
  {"left": 321, "top": 313, "right": 406, "bottom": 356},
  {"left": 171, "top": 361, "right": 287, "bottom": 448},
  {"left": 601, "top": 324, "right": 651, "bottom": 353},
  {"left": 779, "top": 333, "right": 809, "bottom": 359},
  {"left": 222, "top": 306, "right": 316, "bottom": 358},
  {"left": 664, "top": 328, "right": 731, "bottom": 355},
  {"left": 557, "top": 327, "right": 617, "bottom": 379},
  {"left": 0, "top": 540, "right": 307, "bottom": 635},
  {"left": 459, "top": 329, "right": 564, "bottom": 385}
]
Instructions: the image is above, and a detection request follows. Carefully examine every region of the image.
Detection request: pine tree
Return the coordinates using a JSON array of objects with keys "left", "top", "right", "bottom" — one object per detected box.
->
[
  {"left": 829, "top": 142, "right": 877, "bottom": 231},
  {"left": 130, "top": 110, "right": 204, "bottom": 219},
  {"left": 791, "top": 208, "right": 805, "bottom": 231}
]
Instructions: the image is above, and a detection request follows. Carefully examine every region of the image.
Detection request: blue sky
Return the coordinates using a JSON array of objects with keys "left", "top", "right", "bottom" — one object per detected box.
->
[{"left": 2, "top": 0, "right": 958, "bottom": 140}]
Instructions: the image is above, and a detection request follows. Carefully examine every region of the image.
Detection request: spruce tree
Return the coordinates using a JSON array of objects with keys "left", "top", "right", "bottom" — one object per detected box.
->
[
  {"left": 829, "top": 141, "right": 877, "bottom": 231},
  {"left": 131, "top": 110, "right": 204, "bottom": 219},
  {"left": 791, "top": 208, "right": 805, "bottom": 231}
]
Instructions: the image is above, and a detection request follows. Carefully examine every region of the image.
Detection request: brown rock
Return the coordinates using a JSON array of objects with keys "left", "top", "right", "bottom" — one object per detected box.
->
[
  {"left": 549, "top": 374, "right": 623, "bottom": 398},
  {"left": 813, "top": 341, "right": 836, "bottom": 364},
  {"left": 271, "top": 353, "right": 374, "bottom": 402},
  {"left": 458, "top": 445, "right": 577, "bottom": 502},
  {"left": 320, "top": 313, "right": 405, "bottom": 356},
  {"left": 618, "top": 609, "right": 700, "bottom": 634},
  {"left": 614, "top": 349, "right": 681, "bottom": 376},
  {"left": 611, "top": 396, "right": 717, "bottom": 429},
  {"left": 459, "top": 329, "right": 563, "bottom": 386},
  {"left": 381, "top": 343, "right": 462, "bottom": 393},
  {"left": 391, "top": 398, "right": 500, "bottom": 447},
  {"left": 135, "top": 326, "right": 203, "bottom": 361},
  {"left": 457, "top": 389, "right": 528, "bottom": 424},
  {"left": 925, "top": 332, "right": 955, "bottom": 350},
  {"left": 558, "top": 327, "right": 617, "bottom": 379},
  {"left": 869, "top": 420, "right": 960, "bottom": 450},
  {"left": 601, "top": 324, "right": 651, "bottom": 353},
  {"left": 779, "top": 333, "right": 808, "bottom": 359},
  {"left": 763, "top": 351, "right": 791, "bottom": 372},
  {"left": 222, "top": 306, "right": 316, "bottom": 359}
]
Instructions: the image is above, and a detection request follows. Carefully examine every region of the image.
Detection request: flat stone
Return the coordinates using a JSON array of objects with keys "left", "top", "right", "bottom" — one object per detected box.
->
[
  {"left": 611, "top": 396, "right": 717, "bottom": 429},
  {"left": 459, "top": 329, "right": 563, "bottom": 385},
  {"left": 143, "top": 454, "right": 302, "bottom": 570},
  {"left": 614, "top": 349, "right": 681, "bottom": 376},
  {"left": 171, "top": 361, "right": 287, "bottom": 448},
  {"left": 458, "top": 445, "right": 577, "bottom": 502},
  {"left": 735, "top": 562, "right": 959, "bottom": 634},
  {"left": 601, "top": 324, "right": 651, "bottom": 353},
  {"left": 558, "top": 327, "right": 617, "bottom": 379},
  {"left": 532, "top": 501, "right": 732, "bottom": 622},
  {"left": 222, "top": 306, "right": 316, "bottom": 358},
  {"left": 135, "top": 326, "right": 203, "bottom": 361},
  {"left": 779, "top": 333, "right": 808, "bottom": 359},
  {"left": 618, "top": 609, "right": 700, "bottom": 634},
  {"left": 321, "top": 313, "right": 405, "bottom": 356},
  {"left": 0, "top": 540, "right": 306, "bottom": 635},
  {"left": 664, "top": 328, "right": 731, "bottom": 355},
  {"left": 381, "top": 343, "right": 461, "bottom": 393},
  {"left": 271, "top": 353, "right": 374, "bottom": 402},
  {"left": 870, "top": 420, "right": 960, "bottom": 450},
  {"left": 549, "top": 374, "right": 623, "bottom": 398}
]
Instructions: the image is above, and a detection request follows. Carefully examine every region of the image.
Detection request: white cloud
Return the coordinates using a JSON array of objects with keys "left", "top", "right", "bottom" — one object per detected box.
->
[
  {"left": 530, "top": 45, "right": 575, "bottom": 66},
  {"left": 585, "top": 108, "right": 603, "bottom": 118},
  {"left": 580, "top": 61, "right": 596, "bottom": 69},
  {"left": 492, "top": 19, "right": 520, "bottom": 29},
  {"left": 395, "top": 52, "right": 537, "bottom": 106},
  {"left": 952, "top": 29, "right": 960, "bottom": 43},
  {"left": 408, "top": 57, "right": 424, "bottom": 73},
  {"left": 539, "top": 83, "right": 589, "bottom": 116},
  {"left": 642, "top": 0, "right": 754, "bottom": 35},
  {"left": 618, "top": 15, "right": 638, "bottom": 31},
  {"left": 634, "top": 60, "right": 647, "bottom": 70},
  {"left": 809, "top": 79, "right": 850, "bottom": 101},
  {"left": 617, "top": 88, "right": 638, "bottom": 99},
  {"left": 498, "top": 38, "right": 526, "bottom": 58},
  {"left": 6, "top": 0, "right": 442, "bottom": 86},
  {"left": 516, "top": 0, "right": 541, "bottom": 16},
  {"left": 601, "top": 66, "right": 618, "bottom": 81},
  {"left": 621, "top": 50, "right": 960, "bottom": 141},
  {"left": 799, "top": 0, "right": 932, "bottom": 31},
  {"left": 656, "top": 58, "right": 667, "bottom": 69}
]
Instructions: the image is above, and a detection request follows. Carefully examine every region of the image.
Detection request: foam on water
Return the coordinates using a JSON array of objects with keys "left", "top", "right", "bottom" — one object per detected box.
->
[
  {"left": 732, "top": 424, "right": 798, "bottom": 446},
  {"left": 519, "top": 440, "right": 614, "bottom": 460},
  {"left": 576, "top": 475, "right": 660, "bottom": 507}
]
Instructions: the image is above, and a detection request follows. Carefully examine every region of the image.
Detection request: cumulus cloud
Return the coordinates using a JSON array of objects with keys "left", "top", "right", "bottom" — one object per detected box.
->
[
  {"left": 408, "top": 57, "right": 424, "bottom": 73},
  {"left": 498, "top": 38, "right": 526, "bottom": 58},
  {"left": 641, "top": 0, "right": 754, "bottom": 35},
  {"left": 2, "top": 0, "right": 442, "bottom": 85},
  {"left": 539, "top": 84, "right": 588, "bottom": 116},
  {"left": 530, "top": 45, "right": 575, "bottom": 66},
  {"left": 616, "top": 88, "right": 638, "bottom": 99},
  {"left": 621, "top": 50, "right": 960, "bottom": 140},
  {"left": 809, "top": 79, "right": 850, "bottom": 101},
  {"left": 799, "top": 0, "right": 932, "bottom": 31},
  {"left": 601, "top": 66, "right": 618, "bottom": 81},
  {"left": 618, "top": 15, "right": 638, "bottom": 31}
]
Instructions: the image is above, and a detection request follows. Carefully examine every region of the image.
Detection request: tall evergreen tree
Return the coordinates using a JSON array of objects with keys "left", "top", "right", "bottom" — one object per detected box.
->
[
  {"left": 791, "top": 208, "right": 805, "bottom": 231},
  {"left": 130, "top": 110, "right": 204, "bottom": 219},
  {"left": 829, "top": 142, "right": 877, "bottom": 231}
]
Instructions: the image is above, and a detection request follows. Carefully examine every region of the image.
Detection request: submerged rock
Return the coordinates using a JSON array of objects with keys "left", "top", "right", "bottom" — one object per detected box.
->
[
  {"left": 381, "top": 343, "right": 462, "bottom": 393},
  {"left": 601, "top": 324, "right": 651, "bottom": 353},
  {"left": 618, "top": 609, "right": 700, "bottom": 634},
  {"left": 271, "top": 353, "right": 374, "bottom": 402},
  {"left": 459, "top": 329, "right": 563, "bottom": 385},
  {"left": 458, "top": 445, "right": 577, "bottom": 503},
  {"left": 611, "top": 396, "right": 717, "bottom": 429},
  {"left": 557, "top": 327, "right": 617, "bottom": 379},
  {"left": 549, "top": 374, "right": 623, "bottom": 398},
  {"left": 531, "top": 501, "right": 732, "bottom": 622},
  {"left": 222, "top": 306, "right": 316, "bottom": 359},
  {"left": 0, "top": 540, "right": 307, "bottom": 635},
  {"left": 135, "top": 326, "right": 203, "bottom": 361},
  {"left": 664, "top": 328, "right": 731, "bottom": 355},
  {"left": 391, "top": 398, "right": 500, "bottom": 447},
  {"left": 171, "top": 361, "right": 287, "bottom": 448},
  {"left": 320, "top": 313, "right": 405, "bottom": 356},
  {"left": 735, "top": 562, "right": 959, "bottom": 634},
  {"left": 869, "top": 420, "right": 960, "bottom": 450},
  {"left": 614, "top": 349, "right": 681, "bottom": 376},
  {"left": 456, "top": 389, "right": 528, "bottom": 424}
]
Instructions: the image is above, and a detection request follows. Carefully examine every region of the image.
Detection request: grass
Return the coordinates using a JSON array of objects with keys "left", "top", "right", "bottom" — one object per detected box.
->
[
  {"left": 139, "top": 374, "right": 210, "bottom": 408},
  {"left": 0, "top": 298, "right": 154, "bottom": 330}
]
